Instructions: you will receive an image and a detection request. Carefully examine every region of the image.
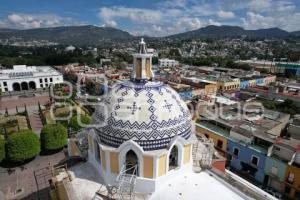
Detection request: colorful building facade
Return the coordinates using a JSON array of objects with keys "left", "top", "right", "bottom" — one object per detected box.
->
[
  {"left": 217, "top": 78, "right": 240, "bottom": 92},
  {"left": 240, "top": 80, "right": 249, "bottom": 89},
  {"left": 284, "top": 164, "right": 300, "bottom": 199},
  {"left": 264, "top": 156, "right": 287, "bottom": 192},
  {"left": 227, "top": 139, "right": 267, "bottom": 184},
  {"left": 195, "top": 122, "right": 229, "bottom": 155}
]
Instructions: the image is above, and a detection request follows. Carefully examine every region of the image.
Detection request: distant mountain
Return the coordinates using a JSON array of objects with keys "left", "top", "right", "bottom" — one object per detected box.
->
[
  {"left": 167, "top": 25, "right": 291, "bottom": 39},
  {"left": 0, "top": 25, "right": 133, "bottom": 45},
  {"left": 291, "top": 31, "right": 300, "bottom": 36},
  {"left": 0, "top": 28, "right": 17, "bottom": 33},
  {"left": 0, "top": 25, "right": 299, "bottom": 45}
]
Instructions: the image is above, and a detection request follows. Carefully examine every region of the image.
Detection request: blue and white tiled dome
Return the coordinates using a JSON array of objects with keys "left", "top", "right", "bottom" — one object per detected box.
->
[{"left": 93, "top": 80, "right": 192, "bottom": 151}]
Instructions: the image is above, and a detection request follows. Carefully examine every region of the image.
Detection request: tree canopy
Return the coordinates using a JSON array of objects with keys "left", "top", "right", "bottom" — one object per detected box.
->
[
  {"left": 6, "top": 130, "right": 40, "bottom": 162},
  {"left": 0, "top": 137, "right": 5, "bottom": 162},
  {"left": 40, "top": 124, "right": 68, "bottom": 151},
  {"left": 69, "top": 115, "right": 91, "bottom": 131}
]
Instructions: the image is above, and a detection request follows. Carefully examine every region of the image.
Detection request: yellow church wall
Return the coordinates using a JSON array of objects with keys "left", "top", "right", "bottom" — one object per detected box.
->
[
  {"left": 110, "top": 152, "right": 119, "bottom": 174},
  {"left": 183, "top": 144, "right": 191, "bottom": 164},
  {"left": 88, "top": 134, "right": 94, "bottom": 153},
  {"left": 158, "top": 154, "right": 167, "bottom": 177},
  {"left": 143, "top": 156, "right": 153, "bottom": 178},
  {"left": 146, "top": 58, "right": 151, "bottom": 78},
  {"left": 135, "top": 58, "right": 142, "bottom": 79},
  {"left": 101, "top": 149, "right": 106, "bottom": 170}
]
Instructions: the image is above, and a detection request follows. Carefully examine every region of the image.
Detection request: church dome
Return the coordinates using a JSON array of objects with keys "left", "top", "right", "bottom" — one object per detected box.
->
[
  {"left": 93, "top": 80, "right": 192, "bottom": 151},
  {"left": 92, "top": 38, "right": 192, "bottom": 151}
]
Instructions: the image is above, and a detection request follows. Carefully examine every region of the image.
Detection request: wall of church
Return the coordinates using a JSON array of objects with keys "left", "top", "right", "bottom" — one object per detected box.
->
[
  {"left": 158, "top": 154, "right": 167, "bottom": 177},
  {"left": 136, "top": 58, "right": 142, "bottom": 79},
  {"left": 183, "top": 144, "right": 191, "bottom": 164},
  {"left": 110, "top": 152, "right": 119, "bottom": 174},
  {"left": 88, "top": 134, "right": 94, "bottom": 153},
  {"left": 143, "top": 156, "right": 153, "bottom": 178},
  {"left": 146, "top": 58, "right": 151, "bottom": 78},
  {"left": 101, "top": 149, "right": 106, "bottom": 170}
]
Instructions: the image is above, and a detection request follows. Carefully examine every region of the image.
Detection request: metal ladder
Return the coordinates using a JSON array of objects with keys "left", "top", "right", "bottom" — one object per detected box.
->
[{"left": 116, "top": 164, "right": 137, "bottom": 200}]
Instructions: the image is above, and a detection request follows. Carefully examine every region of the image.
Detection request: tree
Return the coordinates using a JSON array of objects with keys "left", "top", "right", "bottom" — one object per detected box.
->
[
  {"left": 6, "top": 130, "right": 40, "bottom": 162},
  {"left": 85, "top": 79, "right": 96, "bottom": 95},
  {"left": 69, "top": 115, "right": 91, "bottom": 131},
  {"left": 0, "top": 137, "right": 5, "bottom": 162},
  {"left": 40, "top": 124, "right": 67, "bottom": 152},
  {"left": 278, "top": 99, "right": 299, "bottom": 116}
]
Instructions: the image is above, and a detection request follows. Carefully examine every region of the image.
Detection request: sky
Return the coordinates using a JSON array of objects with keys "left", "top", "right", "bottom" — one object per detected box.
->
[{"left": 0, "top": 0, "right": 300, "bottom": 36}]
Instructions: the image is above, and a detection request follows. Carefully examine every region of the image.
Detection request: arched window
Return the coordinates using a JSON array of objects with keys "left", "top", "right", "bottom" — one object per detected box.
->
[
  {"left": 94, "top": 139, "right": 100, "bottom": 163},
  {"left": 125, "top": 150, "right": 139, "bottom": 176},
  {"left": 169, "top": 145, "right": 179, "bottom": 170},
  {"left": 29, "top": 81, "right": 36, "bottom": 90},
  {"left": 12, "top": 82, "right": 21, "bottom": 91},
  {"left": 21, "top": 82, "right": 29, "bottom": 90}
]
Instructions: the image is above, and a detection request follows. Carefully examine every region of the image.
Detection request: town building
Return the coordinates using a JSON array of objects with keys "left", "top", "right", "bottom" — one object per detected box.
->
[
  {"left": 181, "top": 77, "right": 218, "bottom": 96},
  {"left": 159, "top": 58, "right": 179, "bottom": 67},
  {"left": 195, "top": 101, "right": 300, "bottom": 199},
  {"left": 217, "top": 78, "right": 240, "bottom": 92},
  {"left": 0, "top": 65, "right": 63, "bottom": 92}
]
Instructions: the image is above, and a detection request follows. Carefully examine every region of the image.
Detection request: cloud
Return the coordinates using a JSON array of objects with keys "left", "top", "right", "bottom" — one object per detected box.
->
[
  {"left": 0, "top": 13, "right": 76, "bottom": 29},
  {"left": 208, "top": 19, "right": 221, "bottom": 26},
  {"left": 158, "top": 0, "right": 187, "bottom": 8},
  {"left": 242, "top": 12, "right": 275, "bottom": 30},
  {"left": 98, "top": 3, "right": 231, "bottom": 36},
  {"left": 99, "top": 7, "right": 164, "bottom": 25},
  {"left": 217, "top": 10, "right": 235, "bottom": 19},
  {"left": 98, "top": 6, "right": 205, "bottom": 36},
  {"left": 103, "top": 20, "right": 117, "bottom": 28},
  {"left": 247, "top": 0, "right": 272, "bottom": 12},
  {"left": 242, "top": 11, "right": 300, "bottom": 31},
  {"left": 247, "top": 0, "right": 295, "bottom": 13},
  {"left": 177, "top": 17, "right": 202, "bottom": 31}
]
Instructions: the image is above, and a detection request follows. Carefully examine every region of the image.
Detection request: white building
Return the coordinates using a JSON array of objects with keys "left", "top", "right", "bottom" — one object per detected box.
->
[
  {"left": 159, "top": 58, "right": 179, "bottom": 67},
  {"left": 0, "top": 65, "right": 63, "bottom": 92},
  {"left": 65, "top": 45, "right": 76, "bottom": 52}
]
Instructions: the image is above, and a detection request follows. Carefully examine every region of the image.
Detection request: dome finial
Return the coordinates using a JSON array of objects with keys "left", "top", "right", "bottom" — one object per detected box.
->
[{"left": 139, "top": 38, "right": 147, "bottom": 54}]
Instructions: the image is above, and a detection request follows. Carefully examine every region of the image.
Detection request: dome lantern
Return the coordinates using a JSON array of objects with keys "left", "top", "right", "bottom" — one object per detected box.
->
[{"left": 131, "top": 38, "right": 154, "bottom": 82}]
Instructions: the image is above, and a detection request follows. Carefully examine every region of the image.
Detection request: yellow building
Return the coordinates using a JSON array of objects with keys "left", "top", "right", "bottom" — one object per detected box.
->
[
  {"left": 195, "top": 121, "right": 230, "bottom": 155},
  {"left": 204, "top": 83, "right": 218, "bottom": 95},
  {"left": 217, "top": 78, "right": 240, "bottom": 92},
  {"left": 180, "top": 77, "right": 217, "bottom": 96},
  {"left": 248, "top": 79, "right": 256, "bottom": 87},
  {"left": 284, "top": 164, "right": 300, "bottom": 199}
]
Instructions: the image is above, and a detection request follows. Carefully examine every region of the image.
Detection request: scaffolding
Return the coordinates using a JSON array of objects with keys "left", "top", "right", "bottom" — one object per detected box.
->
[
  {"left": 116, "top": 164, "right": 137, "bottom": 200},
  {"left": 192, "top": 136, "right": 215, "bottom": 169}
]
